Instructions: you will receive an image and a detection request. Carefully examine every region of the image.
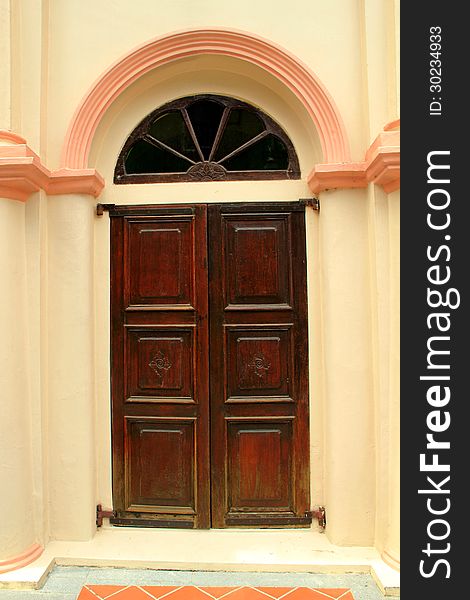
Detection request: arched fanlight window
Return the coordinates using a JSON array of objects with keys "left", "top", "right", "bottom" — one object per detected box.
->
[{"left": 114, "top": 95, "right": 300, "bottom": 183}]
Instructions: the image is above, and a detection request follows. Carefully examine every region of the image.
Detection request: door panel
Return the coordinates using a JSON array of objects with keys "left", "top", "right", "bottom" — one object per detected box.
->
[
  {"left": 110, "top": 205, "right": 209, "bottom": 528},
  {"left": 227, "top": 419, "right": 293, "bottom": 511},
  {"left": 125, "top": 417, "right": 196, "bottom": 512},
  {"left": 127, "top": 219, "right": 194, "bottom": 307},
  {"left": 208, "top": 203, "right": 310, "bottom": 528},
  {"left": 126, "top": 328, "right": 195, "bottom": 402},
  {"left": 224, "top": 217, "right": 291, "bottom": 307},
  {"left": 225, "top": 327, "right": 294, "bottom": 402}
]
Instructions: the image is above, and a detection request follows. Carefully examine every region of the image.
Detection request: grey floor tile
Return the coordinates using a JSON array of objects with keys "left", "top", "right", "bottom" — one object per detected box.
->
[
  {"left": 41, "top": 575, "right": 88, "bottom": 594},
  {"left": 40, "top": 567, "right": 89, "bottom": 595},
  {"left": 48, "top": 567, "right": 90, "bottom": 577},
  {"left": 1, "top": 566, "right": 397, "bottom": 600}
]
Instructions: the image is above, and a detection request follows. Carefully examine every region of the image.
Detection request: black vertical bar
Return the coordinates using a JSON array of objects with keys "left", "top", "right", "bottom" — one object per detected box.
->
[{"left": 401, "top": 5, "right": 466, "bottom": 598}]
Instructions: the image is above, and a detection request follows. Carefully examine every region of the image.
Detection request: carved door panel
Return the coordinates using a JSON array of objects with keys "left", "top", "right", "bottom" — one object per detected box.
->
[
  {"left": 208, "top": 203, "right": 311, "bottom": 527},
  {"left": 110, "top": 205, "right": 210, "bottom": 528},
  {"left": 110, "top": 203, "right": 310, "bottom": 528}
]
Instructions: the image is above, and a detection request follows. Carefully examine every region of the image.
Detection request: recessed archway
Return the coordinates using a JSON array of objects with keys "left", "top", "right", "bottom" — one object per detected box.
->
[{"left": 60, "top": 28, "right": 351, "bottom": 170}]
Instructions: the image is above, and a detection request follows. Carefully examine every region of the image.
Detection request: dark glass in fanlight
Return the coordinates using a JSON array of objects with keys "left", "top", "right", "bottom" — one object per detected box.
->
[
  {"left": 186, "top": 100, "right": 225, "bottom": 159},
  {"left": 213, "top": 109, "right": 265, "bottom": 161},
  {"left": 149, "top": 112, "right": 199, "bottom": 162},
  {"left": 221, "top": 134, "right": 288, "bottom": 171},
  {"left": 125, "top": 140, "right": 190, "bottom": 174}
]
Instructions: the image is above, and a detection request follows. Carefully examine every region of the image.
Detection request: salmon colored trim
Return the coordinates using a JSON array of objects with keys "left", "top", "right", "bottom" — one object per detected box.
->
[
  {"left": 0, "top": 144, "right": 50, "bottom": 201},
  {"left": 60, "top": 28, "right": 351, "bottom": 168},
  {"left": 384, "top": 119, "right": 400, "bottom": 131},
  {"left": 0, "top": 544, "right": 43, "bottom": 574},
  {"left": 308, "top": 129, "right": 400, "bottom": 194},
  {"left": 366, "top": 150, "right": 400, "bottom": 193},
  {"left": 47, "top": 168, "right": 105, "bottom": 197},
  {"left": 365, "top": 131, "right": 399, "bottom": 163},
  {"left": 365, "top": 130, "right": 400, "bottom": 193},
  {"left": 307, "top": 162, "right": 368, "bottom": 194},
  {"left": 0, "top": 129, "right": 28, "bottom": 145},
  {"left": 0, "top": 141, "right": 104, "bottom": 201}
]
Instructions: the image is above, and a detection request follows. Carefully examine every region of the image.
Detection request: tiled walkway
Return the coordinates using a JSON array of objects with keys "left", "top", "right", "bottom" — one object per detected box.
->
[{"left": 0, "top": 567, "right": 396, "bottom": 600}]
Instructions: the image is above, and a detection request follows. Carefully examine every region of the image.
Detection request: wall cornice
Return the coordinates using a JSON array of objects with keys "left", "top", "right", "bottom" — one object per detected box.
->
[
  {"left": 0, "top": 132, "right": 104, "bottom": 201},
  {"left": 308, "top": 126, "right": 400, "bottom": 195},
  {"left": 0, "top": 126, "right": 398, "bottom": 202}
]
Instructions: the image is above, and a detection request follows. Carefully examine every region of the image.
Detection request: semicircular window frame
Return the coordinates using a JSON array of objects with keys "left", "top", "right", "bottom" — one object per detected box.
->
[{"left": 114, "top": 94, "right": 301, "bottom": 184}]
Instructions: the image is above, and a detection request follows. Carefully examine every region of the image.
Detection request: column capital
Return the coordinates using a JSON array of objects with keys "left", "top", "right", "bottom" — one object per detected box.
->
[
  {"left": 308, "top": 123, "right": 400, "bottom": 195},
  {"left": 0, "top": 130, "right": 104, "bottom": 201}
]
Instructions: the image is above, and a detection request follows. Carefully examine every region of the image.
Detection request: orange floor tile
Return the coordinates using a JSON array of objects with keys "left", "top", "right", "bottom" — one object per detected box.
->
[{"left": 76, "top": 585, "right": 354, "bottom": 600}]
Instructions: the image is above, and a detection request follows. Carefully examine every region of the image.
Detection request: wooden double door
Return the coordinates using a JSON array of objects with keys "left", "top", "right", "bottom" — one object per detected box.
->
[{"left": 110, "top": 202, "right": 310, "bottom": 528}]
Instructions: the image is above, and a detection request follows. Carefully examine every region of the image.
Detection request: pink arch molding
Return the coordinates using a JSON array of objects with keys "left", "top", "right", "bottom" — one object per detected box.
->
[{"left": 61, "top": 28, "right": 351, "bottom": 169}]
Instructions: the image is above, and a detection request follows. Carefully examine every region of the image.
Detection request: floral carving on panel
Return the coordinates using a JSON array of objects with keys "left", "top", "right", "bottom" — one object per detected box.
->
[
  {"left": 149, "top": 351, "right": 172, "bottom": 378},
  {"left": 247, "top": 354, "right": 271, "bottom": 379}
]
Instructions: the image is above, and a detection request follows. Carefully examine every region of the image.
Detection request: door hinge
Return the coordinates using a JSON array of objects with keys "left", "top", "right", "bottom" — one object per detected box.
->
[
  {"left": 96, "top": 504, "right": 116, "bottom": 527},
  {"left": 96, "top": 203, "right": 116, "bottom": 216},
  {"left": 305, "top": 506, "right": 326, "bottom": 530},
  {"left": 299, "top": 197, "right": 320, "bottom": 212}
]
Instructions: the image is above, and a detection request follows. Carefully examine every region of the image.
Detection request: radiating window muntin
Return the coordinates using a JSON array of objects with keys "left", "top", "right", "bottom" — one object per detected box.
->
[{"left": 114, "top": 95, "right": 300, "bottom": 183}]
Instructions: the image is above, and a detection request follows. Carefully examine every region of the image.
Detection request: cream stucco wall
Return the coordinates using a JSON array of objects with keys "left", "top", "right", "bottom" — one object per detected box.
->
[
  {"left": 0, "top": 0, "right": 11, "bottom": 130},
  {"left": 0, "top": 198, "right": 36, "bottom": 559},
  {"left": 318, "top": 188, "right": 375, "bottom": 545},
  {"left": 0, "top": 0, "right": 399, "bottom": 576},
  {"left": 47, "top": 194, "right": 97, "bottom": 541}
]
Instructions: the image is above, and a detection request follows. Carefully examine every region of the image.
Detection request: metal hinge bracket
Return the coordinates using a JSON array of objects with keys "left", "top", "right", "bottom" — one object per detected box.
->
[
  {"left": 96, "top": 504, "right": 116, "bottom": 527},
  {"left": 299, "top": 197, "right": 320, "bottom": 211},
  {"left": 305, "top": 506, "right": 326, "bottom": 530},
  {"left": 96, "top": 203, "right": 116, "bottom": 216}
]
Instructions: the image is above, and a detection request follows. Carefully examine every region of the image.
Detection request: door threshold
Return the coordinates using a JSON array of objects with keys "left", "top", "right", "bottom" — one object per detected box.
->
[{"left": 0, "top": 528, "right": 400, "bottom": 596}]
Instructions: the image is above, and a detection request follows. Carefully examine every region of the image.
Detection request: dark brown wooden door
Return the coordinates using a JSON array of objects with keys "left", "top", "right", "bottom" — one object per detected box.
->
[
  {"left": 208, "top": 203, "right": 310, "bottom": 527},
  {"left": 110, "top": 204, "right": 210, "bottom": 527},
  {"left": 110, "top": 203, "right": 310, "bottom": 528}
]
